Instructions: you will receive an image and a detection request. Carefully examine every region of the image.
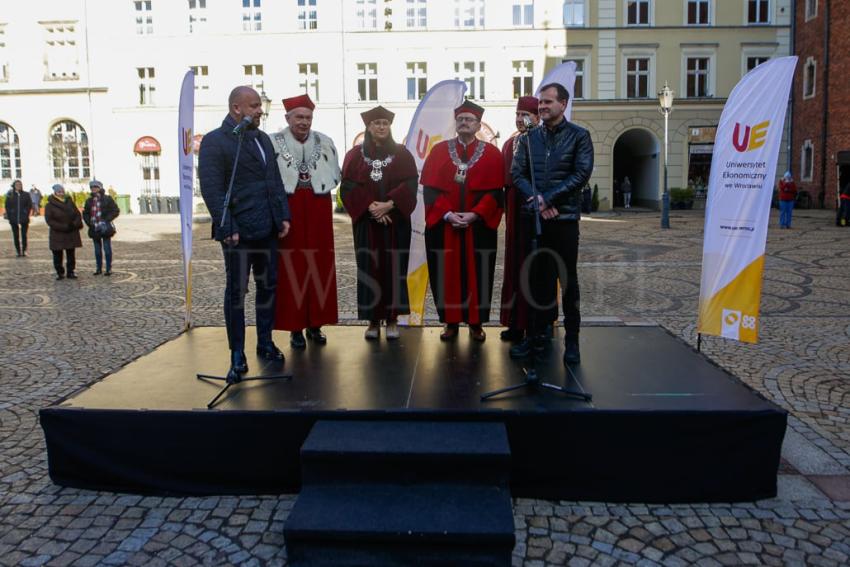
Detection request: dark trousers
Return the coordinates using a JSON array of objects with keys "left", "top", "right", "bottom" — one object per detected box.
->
[
  {"left": 221, "top": 234, "right": 278, "bottom": 351},
  {"left": 523, "top": 219, "right": 580, "bottom": 341},
  {"left": 52, "top": 249, "right": 76, "bottom": 275},
  {"left": 840, "top": 199, "right": 850, "bottom": 225},
  {"left": 92, "top": 236, "right": 113, "bottom": 271},
  {"left": 9, "top": 222, "right": 28, "bottom": 254}
]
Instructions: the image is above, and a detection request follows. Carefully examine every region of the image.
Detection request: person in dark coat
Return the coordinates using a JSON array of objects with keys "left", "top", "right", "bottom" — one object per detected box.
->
[
  {"left": 4, "top": 179, "right": 33, "bottom": 257},
  {"left": 83, "top": 179, "right": 120, "bottom": 276},
  {"left": 44, "top": 184, "right": 83, "bottom": 280},
  {"left": 340, "top": 106, "right": 418, "bottom": 340},
  {"left": 29, "top": 185, "right": 42, "bottom": 217},
  {"left": 199, "top": 85, "right": 291, "bottom": 384}
]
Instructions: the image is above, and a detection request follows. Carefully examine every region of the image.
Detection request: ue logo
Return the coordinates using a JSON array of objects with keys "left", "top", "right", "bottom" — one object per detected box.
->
[{"left": 732, "top": 121, "right": 770, "bottom": 152}]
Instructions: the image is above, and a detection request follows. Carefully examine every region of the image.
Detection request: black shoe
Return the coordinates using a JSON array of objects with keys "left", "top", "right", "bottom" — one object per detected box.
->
[
  {"left": 56, "top": 273, "right": 65, "bottom": 280},
  {"left": 305, "top": 327, "right": 327, "bottom": 344},
  {"left": 104, "top": 270, "right": 112, "bottom": 276},
  {"left": 257, "top": 342, "right": 285, "bottom": 362},
  {"left": 231, "top": 350, "right": 248, "bottom": 374},
  {"left": 66, "top": 273, "right": 78, "bottom": 279},
  {"left": 509, "top": 336, "right": 546, "bottom": 359},
  {"left": 225, "top": 367, "right": 242, "bottom": 385},
  {"left": 290, "top": 331, "right": 307, "bottom": 350},
  {"left": 563, "top": 341, "right": 581, "bottom": 365},
  {"left": 500, "top": 328, "right": 524, "bottom": 342},
  {"left": 93, "top": 270, "right": 102, "bottom": 276}
]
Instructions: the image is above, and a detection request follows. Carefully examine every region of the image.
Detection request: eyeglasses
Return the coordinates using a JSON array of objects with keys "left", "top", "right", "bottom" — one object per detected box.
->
[{"left": 455, "top": 116, "right": 479, "bottom": 123}]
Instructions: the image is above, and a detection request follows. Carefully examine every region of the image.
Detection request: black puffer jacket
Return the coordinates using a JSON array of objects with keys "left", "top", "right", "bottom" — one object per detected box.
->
[
  {"left": 511, "top": 118, "right": 594, "bottom": 221},
  {"left": 83, "top": 191, "right": 120, "bottom": 239},
  {"left": 4, "top": 190, "right": 32, "bottom": 225}
]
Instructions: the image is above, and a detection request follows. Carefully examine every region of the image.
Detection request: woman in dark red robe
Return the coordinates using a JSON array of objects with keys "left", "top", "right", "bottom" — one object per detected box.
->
[
  {"left": 421, "top": 100, "right": 504, "bottom": 342},
  {"left": 340, "top": 106, "right": 418, "bottom": 340}
]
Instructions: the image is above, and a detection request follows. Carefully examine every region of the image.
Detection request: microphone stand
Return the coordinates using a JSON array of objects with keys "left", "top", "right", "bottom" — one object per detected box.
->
[
  {"left": 197, "top": 119, "right": 292, "bottom": 409},
  {"left": 481, "top": 121, "right": 591, "bottom": 403}
]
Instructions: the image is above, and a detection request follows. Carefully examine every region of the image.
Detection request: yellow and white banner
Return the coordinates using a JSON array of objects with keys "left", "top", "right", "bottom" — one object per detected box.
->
[
  {"left": 178, "top": 70, "right": 195, "bottom": 329},
  {"left": 697, "top": 56, "right": 797, "bottom": 343},
  {"left": 400, "top": 80, "right": 467, "bottom": 325}
]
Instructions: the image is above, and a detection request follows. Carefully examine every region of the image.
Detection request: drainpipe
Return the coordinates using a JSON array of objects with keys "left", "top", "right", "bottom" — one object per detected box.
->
[{"left": 819, "top": 0, "right": 830, "bottom": 208}]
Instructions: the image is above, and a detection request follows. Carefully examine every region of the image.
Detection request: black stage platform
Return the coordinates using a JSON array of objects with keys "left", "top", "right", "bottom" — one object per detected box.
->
[{"left": 41, "top": 325, "right": 786, "bottom": 502}]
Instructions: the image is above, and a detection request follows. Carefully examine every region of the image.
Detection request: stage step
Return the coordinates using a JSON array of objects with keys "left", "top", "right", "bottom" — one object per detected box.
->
[
  {"left": 285, "top": 420, "right": 515, "bottom": 566},
  {"left": 300, "top": 420, "right": 511, "bottom": 485}
]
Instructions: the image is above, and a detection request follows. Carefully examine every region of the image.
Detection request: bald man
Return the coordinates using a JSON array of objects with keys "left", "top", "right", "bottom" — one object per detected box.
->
[{"left": 199, "top": 86, "right": 291, "bottom": 383}]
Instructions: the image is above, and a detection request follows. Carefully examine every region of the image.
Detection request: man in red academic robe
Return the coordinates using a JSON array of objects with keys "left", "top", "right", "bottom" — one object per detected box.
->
[
  {"left": 499, "top": 96, "right": 539, "bottom": 342},
  {"left": 421, "top": 100, "right": 504, "bottom": 342},
  {"left": 272, "top": 94, "right": 340, "bottom": 349}
]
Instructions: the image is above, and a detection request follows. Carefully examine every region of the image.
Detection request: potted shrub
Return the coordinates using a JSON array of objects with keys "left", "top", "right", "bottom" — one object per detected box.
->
[{"left": 669, "top": 187, "right": 694, "bottom": 210}]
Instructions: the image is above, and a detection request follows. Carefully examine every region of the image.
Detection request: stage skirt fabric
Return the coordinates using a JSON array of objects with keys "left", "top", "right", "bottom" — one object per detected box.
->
[{"left": 274, "top": 190, "right": 338, "bottom": 331}]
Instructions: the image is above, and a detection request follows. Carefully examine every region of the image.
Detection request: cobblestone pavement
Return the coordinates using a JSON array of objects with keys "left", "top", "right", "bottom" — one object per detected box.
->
[{"left": 1, "top": 209, "right": 848, "bottom": 566}]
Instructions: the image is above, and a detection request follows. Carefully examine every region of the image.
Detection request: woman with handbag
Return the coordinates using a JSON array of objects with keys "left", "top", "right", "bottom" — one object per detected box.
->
[
  {"left": 44, "top": 184, "right": 83, "bottom": 280},
  {"left": 83, "top": 179, "right": 119, "bottom": 276}
]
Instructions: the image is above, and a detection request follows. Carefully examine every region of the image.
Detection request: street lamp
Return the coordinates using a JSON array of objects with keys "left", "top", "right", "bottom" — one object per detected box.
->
[
  {"left": 259, "top": 83, "right": 272, "bottom": 129},
  {"left": 658, "top": 81, "right": 675, "bottom": 229}
]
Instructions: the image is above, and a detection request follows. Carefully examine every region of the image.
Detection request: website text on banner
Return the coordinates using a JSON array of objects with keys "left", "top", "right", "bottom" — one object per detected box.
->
[
  {"left": 400, "top": 80, "right": 468, "bottom": 326},
  {"left": 178, "top": 70, "right": 195, "bottom": 330},
  {"left": 534, "top": 61, "right": 577, "bottom": 121},
  {"left": 697, "top": 56, "right": 797, "bottom": 344}
]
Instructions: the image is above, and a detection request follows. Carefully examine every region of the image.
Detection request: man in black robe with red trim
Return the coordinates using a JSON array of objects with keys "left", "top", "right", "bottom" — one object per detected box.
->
[{"left": 421, "top": 100, "right": 504, "bottom": 342}]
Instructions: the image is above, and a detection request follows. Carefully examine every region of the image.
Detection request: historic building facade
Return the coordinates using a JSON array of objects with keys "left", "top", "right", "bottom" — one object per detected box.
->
[{"left": 0, "top": 0, "right": 791, "bottom": 212}]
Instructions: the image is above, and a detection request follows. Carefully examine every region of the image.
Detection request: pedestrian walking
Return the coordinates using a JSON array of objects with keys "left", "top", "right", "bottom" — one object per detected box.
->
[
  {"left": 4, "top": 179, "right": 33, "bottom": 257},
  {"left": 44, "top": 184, "right": 83, "bottom": 280},
  {"left": 839, "top": 181, "right": 850, "bottom": 227},
  {"left": 83, "top": 179, "right": 120, "bottom": 276},
  {"left": 29, "top": 185, "right": 42, "bottom": 217},
  {"left": 622, "top": 176, "right": 632, "bottom": 209},
  {"left": 778, "top": 172, "right": 797, "bottom": 229}
]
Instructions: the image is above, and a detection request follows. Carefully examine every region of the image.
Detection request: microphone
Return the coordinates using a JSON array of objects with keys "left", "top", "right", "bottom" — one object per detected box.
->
[
  {"left": 232, "top": 116, "right": 253, "bottom": 135},
  {"left": 522, "top": 115, "right": 533, "bottom": 130}
]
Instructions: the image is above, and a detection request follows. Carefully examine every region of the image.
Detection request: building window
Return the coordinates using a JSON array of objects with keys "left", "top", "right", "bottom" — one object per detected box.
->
[
  {"left": 0, "top": 123, "right": 22, "bottom": 181},
  {"left": 803, "top": 57, "right": 816, "bottom": 99},
  {"left": 746, "top": 56, "right": 769, "bottom": 72},
  {"left": 747, "top": 0, "right": 769, "bottom": 24},
  {"left": 801, "top": 140, "right": 814, "bottom": 182},
  {"left": 188, "top": 0, "right": 207, "bottom": 33},
  {"left": 357, "top": 63, "right": 378, "bottom": 101},
  {"left": 134, "top": 1, "right": 153, "bottom": 35},
  {"left": 455, "top": 0, "right": 485, "bottom": 28},
  {"left": 137, "top": 67, "right": 155, "bottom": 105},
  {"left": 355, "top": 0, "right": 378, "bottom": 29},
  {"left": 686, "top": 57, "right": 709, "bottom": 97},
  {"left": 512, "top": 60, "right": 533, "bottom": 98},
  {"left": 242, "top": 0, "right": 261, "bottom": 32},
  {"left": 626, "top": 57, "right": 650, "bottom": 98},
  {"left": 513, "top": 1, "right": 533, "bottom": 27},
  {"left": 0, "top": 24, "right": 8, "bottom": 82},
  {"left": 455, "top": 61, "right": 485, "bottom": 100},
  {"left": 406, "top": 0, "right": 427, "bottom": 28},
  {"left": 43, "top": 22, "right": 79, "bottom": 80},
  {"left": 563, "top": 58, "right": 585, "bottom": 99},
  {"left": 805, "top": 0, "right": 817, "bottom": 20},
  {"left": 406, "top": 62, "right": 427, "bottom": 100},
  {"left": 563, "top": 0, "right": 585, "bottom": 26},
  {"left": 298, "top": 0, "right": 318, "bottom": 30},
  {"left": 50, "top": 121, "right": 90, "bottom": 181},
  {"left": 138, "top": 152, "right": 161, "bottom": 197},
  {"left": 190, "top": 65, "right": 209, "bottom": 100},
  {"left": 298, "top": 63, "right": 319, "bottom": 100},
  {"left": 244, "top": 64, "right": 264, "bottom": 90},
  {"left": 687, "top": 0, "right": 710, "bottom": 24},
  {"left": 627, "top": 0, "right": 650, "bottom": 25}
]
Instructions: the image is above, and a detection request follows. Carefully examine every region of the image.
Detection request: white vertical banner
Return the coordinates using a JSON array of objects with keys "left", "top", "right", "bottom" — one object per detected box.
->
[
  {"left": 399, "top": 80, "right": 467, "bottom": 325},
  {"left": 535, "top": 61, "right": 577, "bottom": 120},
  {"left": 178, "top": 70, "right": 195, "bottom": 330},
  {"left": 697, "top": 56, "right": 797, "bottom": 343}
]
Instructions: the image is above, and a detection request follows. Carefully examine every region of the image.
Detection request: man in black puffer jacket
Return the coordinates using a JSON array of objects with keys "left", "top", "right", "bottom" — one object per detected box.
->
[
  {"left": 199, "top": 86, "right": 291, "bottom": 383},
  {"left": 510, "top": 82, "right": 594, "bottom": 366}
]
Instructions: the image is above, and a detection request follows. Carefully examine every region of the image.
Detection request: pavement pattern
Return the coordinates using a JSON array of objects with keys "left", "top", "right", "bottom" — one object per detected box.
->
[{"left": 0, "top": 209, "right": 848, "bottom": 566}]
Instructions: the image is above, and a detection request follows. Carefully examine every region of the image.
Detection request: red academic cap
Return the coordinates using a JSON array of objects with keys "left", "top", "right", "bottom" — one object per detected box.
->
[
  {"left": 516, "top": 96, "right": 539, "bottom": 115},
  {"left": 454, "top": 100, "right": 485, "bottom": 119},
  {"left": 282, "top": 94, "right": 315, "bottom": 112},
  {"left": 361, "top": 105, "right": 395, "bottom": 126}
]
